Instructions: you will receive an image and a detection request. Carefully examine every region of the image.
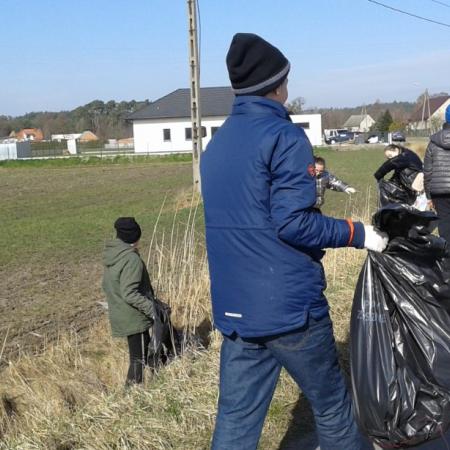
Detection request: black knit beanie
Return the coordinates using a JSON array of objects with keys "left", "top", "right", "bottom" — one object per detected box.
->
[
  {"left": 114, "top": 217, "right": 142, "bottom": 244},
  {"left": 226, "top": 33, "right": 290, "bottom": 96}
]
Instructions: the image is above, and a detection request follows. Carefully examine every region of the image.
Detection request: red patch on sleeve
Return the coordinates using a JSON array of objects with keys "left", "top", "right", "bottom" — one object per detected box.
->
[{"left": 307, "top": 163, "right": 316, "bottom": 177}]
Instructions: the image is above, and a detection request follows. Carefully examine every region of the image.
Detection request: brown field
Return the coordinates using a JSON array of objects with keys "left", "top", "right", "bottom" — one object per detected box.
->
[{"left": 0, "top": 160, "right": 195, "bottom": 364}]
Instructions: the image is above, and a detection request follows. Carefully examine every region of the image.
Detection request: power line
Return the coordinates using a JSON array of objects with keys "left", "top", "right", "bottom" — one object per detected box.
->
[
  {"left": 368, "top": 0, "right": 450, "bottom": 28},
  {"left": 430, "top": 0, "right": 450, "bottom": 8}
]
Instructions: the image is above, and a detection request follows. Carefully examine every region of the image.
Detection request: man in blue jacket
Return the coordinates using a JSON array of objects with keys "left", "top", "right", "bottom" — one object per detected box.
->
[{"left": 201, "top": 33, "right": 388, "bottom": 450}]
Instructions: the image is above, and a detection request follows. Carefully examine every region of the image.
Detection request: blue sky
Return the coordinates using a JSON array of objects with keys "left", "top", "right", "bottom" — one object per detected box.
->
[{"left": 1, "top": 0, "right": 449, "bottom": 115}]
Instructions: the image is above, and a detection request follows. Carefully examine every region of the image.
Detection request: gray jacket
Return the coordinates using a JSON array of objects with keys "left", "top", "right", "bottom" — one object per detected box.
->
[
  {"left": 315, "top": 171, "right": 349, "bottom": 207},
  {"left": 424, "top": 124, "right": 450, "bottom": 199}
]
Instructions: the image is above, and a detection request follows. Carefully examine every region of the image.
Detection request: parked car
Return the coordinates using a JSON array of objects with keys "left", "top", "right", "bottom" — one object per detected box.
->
[
  {"left": 391, "top": 131, "right": 406, "bottom": 142},
  {"left": 324, "top": 129, "right": 353, "bottom": 145},
  {"left": 366, "top": 134, "right": 381, "bottom": 144}
]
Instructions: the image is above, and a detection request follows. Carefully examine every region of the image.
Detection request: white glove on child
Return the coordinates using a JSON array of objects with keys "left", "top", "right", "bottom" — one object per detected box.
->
[
  {"left": 345, "top": 187, "right": 357, "bottom": 194},
  {"left": 364, "top": 225, "right": 388, "bottom": 252}
]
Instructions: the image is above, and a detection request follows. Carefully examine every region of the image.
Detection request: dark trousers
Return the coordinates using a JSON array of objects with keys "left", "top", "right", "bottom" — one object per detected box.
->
[
  {"left": 126, "top": 330, "right": 150, "bottom": 385},
  {"left": 433, "top": 195, "right": 450, "bottom": 243}
]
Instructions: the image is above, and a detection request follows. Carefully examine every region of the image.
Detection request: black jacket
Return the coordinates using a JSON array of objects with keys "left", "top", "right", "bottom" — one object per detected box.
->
[
  {"left": 374, "top": 148, "right": 423, "bottom": 190},
  {"left": 424, "top": 123, "right": 450, "bottom": 199}
]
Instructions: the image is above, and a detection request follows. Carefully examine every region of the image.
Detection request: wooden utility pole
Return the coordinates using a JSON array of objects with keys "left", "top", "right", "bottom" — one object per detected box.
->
[
  {"left": 421, "top": 89, "right": 431, "bottom": 131},
  {"left": 187, "top": 0, "right": 202, "bottom": 192}
]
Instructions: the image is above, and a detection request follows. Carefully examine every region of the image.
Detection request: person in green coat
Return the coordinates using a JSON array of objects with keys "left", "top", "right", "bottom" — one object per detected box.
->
[{"left": 102, "top": 217, "right": 155, "bottom": 385}]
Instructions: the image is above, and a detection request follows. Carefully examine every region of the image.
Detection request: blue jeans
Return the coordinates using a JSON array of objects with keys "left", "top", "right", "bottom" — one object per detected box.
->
[{"left": 211, "top": 314, "right": 370, "bottom": 450}]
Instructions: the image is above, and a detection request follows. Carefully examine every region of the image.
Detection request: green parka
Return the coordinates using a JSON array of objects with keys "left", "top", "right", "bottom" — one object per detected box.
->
[{"left": 102, "top": 239, "right": 154, "bottom": 337}]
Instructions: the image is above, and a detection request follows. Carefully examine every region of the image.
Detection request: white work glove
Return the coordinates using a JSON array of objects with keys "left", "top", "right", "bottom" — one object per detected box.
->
[
  {"left": 345, "top": 187, "right": 356, "bottom": 194},
  {"left": 364, "top": 225, "right": 388, "bottom": 252}
]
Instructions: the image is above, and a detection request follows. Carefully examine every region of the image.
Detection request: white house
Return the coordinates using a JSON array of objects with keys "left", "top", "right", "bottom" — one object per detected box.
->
[
  {"left": 128, "top": 87, "right": 323, "bottom": 153},
  {"left": 51, "top": 133, "right": 82, "bottom": 141},
  {"left": 290, "top": 114, "right": 322, "bottom": 145},
  {"left": 343, "top": 114, "right": 375, "bottom": 132},
  {"left": 409, "top": 95, "right": 450, "bottom": 131}
]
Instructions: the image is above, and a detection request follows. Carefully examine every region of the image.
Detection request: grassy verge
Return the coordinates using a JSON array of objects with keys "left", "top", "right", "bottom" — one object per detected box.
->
[{"left": 0, "top": 153, "right": 192, "bottom": 168}]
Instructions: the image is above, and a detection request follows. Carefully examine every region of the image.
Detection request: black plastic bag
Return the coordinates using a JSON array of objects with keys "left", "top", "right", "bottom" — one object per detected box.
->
[
  {"left": 350, "top": 204, "right": 450, "bottom": 448},
  {"left": 378, "top": 179, "right": 416, "bottom": 207},
  {"left": 148, "top": 298, "right": 179, "bottom": 367}
]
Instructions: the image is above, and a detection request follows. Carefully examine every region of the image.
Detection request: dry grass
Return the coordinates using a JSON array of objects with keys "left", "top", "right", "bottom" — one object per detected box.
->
[
  {"left": 407, "top": 137, "right": 429, "bottom": 159},
  {"left": 0, "top": 196, "right": 371, "bottom": 449}
]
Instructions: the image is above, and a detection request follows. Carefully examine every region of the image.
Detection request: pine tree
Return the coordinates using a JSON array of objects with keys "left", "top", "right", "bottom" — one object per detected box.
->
[{"left": 375, "top": 109, "right": 393, "bottom": 133}]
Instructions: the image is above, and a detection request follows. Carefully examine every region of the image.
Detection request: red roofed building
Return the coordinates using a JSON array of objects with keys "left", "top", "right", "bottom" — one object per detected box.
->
[{"left": 14, "top": 128, "right": 44, "bottom": 142}]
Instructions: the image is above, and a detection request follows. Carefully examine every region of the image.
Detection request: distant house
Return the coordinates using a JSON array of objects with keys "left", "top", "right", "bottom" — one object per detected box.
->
[
  {"left": 409, "top": 95, "right": 450, "bottom": 131},
  {"left": 51, "top": 131, "right": 99, "bottom": 142},
  {"left": 79, "top": 130, "right": 98, "bottom": 142},
  {"left": 117, "top": 137, "right": 134, "bottom": 147},
  {"left": 14, "top": 128, "right": 44, "bottom": 142},
  {"left": 105, "top": 137, "right": 134, "bottom": 149},
  {"left": 51, "top": 133, "right": 82, "bottom": 142},
  {"left": 343, "top": 114, "right": 375, "bottom": 132},
  {"left": 128, "top": 87, "right": 323, "bottom": 153}
]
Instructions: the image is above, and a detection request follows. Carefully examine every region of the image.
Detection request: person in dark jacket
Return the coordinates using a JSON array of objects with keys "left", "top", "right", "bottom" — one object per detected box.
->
[
  {"left": 102, "top": 217, "right": 155, "bottom": 385},
  {"left": 374, "top": 144, "right": 424, "bottom": 206},
  {"left": 424, "top": 105, "right": 450, "bottom": 242},
  {"left": 315, "top": 156, "right": 356, "bottom": 208},
  {"left": 374, "top": 144, "right": 423, "bottom": 190},
  {"left": 201, "top": 33, "right": 387, "bottom": 450}
]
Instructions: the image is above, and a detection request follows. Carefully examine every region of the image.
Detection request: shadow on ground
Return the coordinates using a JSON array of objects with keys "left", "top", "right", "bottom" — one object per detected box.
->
[
  {"left": 196, "top": 318, "right": 213, "bottom": 348},
  {"left": 278, "top": 393, "right": 318, "bottom": 450}
]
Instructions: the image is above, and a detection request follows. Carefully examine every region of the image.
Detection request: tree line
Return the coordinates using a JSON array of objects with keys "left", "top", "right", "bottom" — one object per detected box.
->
[
  {"left": 2, "top": 92, "right": 448, "bottom": 140},
  {"left": 0, "top": 99, "right": 150, "bottom": 140},
  {"left": 287, "top": 92, "right": 449, "bottom": 131}
]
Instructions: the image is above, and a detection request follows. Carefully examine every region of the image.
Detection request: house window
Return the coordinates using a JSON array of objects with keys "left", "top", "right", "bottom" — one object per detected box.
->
[
  {"left": 163, "top": 128, "right": 171, "bottom": 142},
  {"left": 185, "top": 127, "right": 207, "bottom": 140},
  {"left": 211, "top": 126, "right": 220, "bottom": 136},
  {"left": 295, "top": 122, "right": 310, "bottom": 129}
]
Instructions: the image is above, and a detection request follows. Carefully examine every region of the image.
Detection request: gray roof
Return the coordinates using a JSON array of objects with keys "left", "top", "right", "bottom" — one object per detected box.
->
[
  {"left": 128, "top": 86, "right": 234, "bottom": 120},
  {"left": 343, "top": 114, "right": 373, "bottom": 128}
]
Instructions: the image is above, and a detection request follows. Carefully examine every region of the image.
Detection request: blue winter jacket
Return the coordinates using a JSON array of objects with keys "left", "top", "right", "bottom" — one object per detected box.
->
[{"left": 201, "top": 96, "right": 365, "bottom": 338}]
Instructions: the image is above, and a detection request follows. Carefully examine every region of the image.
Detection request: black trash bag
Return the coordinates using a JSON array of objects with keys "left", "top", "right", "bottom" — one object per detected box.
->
[
  {"left": 350, "top": 204, "right": 450, "bottom": 448},
  {"left": 148, "top": 298, "right": 180, "bottom": 368},
  {"left": 399, "top": 170, "right": 419, "bottom": 193},
  {"left": 378, "top": 179, "right": 416, "bottom": 207}
]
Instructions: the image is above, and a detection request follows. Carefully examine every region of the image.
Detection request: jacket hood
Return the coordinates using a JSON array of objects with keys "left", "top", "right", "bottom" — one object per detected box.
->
[
  {"left": 431, "top": 128, "right": 450, "bottom": 150},
  {"left": 103, "top": 239, "right": 137, "bottom": 267}
]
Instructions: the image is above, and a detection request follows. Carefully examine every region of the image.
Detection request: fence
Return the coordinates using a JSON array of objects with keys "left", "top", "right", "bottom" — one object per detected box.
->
[
  {"left": 0, "top": 141, "right": 31, "bottom": 160},
  {"left": 24, "top": 141, "right": 135, "bottom": 159},
  {"left": 405, "top": 129, "right": 432, "bottom": 138}
]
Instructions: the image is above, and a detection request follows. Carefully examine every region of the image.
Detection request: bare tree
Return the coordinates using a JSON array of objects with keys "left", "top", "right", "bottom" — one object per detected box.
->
[{"left": 286, "top": 97, "right": 305, "bottom": 114}]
